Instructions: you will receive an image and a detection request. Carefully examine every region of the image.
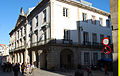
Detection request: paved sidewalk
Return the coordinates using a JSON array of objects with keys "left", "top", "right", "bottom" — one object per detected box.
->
[{"left": 32, "top": 69, "right": 113, "bottom": 76}]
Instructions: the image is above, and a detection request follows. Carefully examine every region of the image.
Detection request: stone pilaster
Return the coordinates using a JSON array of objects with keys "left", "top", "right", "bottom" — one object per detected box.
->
[
  {"left": 47, "top": 48, "right": 60, "bottom": 70},
  {"left": 73, "top": 49, "right": 79, "bottom": 69},
  {"left": 14, "top": 54, "right": 17, "bottom": 63},
  {"left": 32, "top": 51, "right": 36, "bottom": 63},
  {"left": 17, "top": 53, "right": 20, "bottom": 63},
  {"left": 81, "top": 52, "right": 84, "bottom": 65},
  {"left": 39, "top": 50, "right": 46, "bottom": 69},
  {"left": 110, "top": 0, "right": 118, "bottom": 76},
  {"left": 20, "top": 53, "right": 23, "bottom": 63},
  {"left": 24, "top": 49, "right": 29, "bottom": 63}
]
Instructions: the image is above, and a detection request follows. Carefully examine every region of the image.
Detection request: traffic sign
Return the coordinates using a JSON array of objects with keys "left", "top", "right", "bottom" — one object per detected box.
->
[
  {"left": 102, "top": 37, "right": 109, "bottom": 46},
  {"left": 103, "top": 46, "right": 111, "bottom": 54}
]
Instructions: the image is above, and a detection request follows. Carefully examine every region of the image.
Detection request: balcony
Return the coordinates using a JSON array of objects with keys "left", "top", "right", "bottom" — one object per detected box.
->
[
  {"left": 82, "top": 41, "right": 91, "bottom": 48},
  {"left": 32, "top": 42, "right": 38, "bottom": 47},
  {"left": 63, "top": 39, "right": 72, "bottom": 44},
  {"left": 34, "top": 26, "right": 38, "bottom": 32},
  {"left": 27, "top": 39, "right": 113, "bottom": 50},
  {"left": 29, "top": 31, "right": 33, "bottom": 37},
  {"left": 92, "top": 42, "right": 101, "bottom": 48},
  {"left": 23, "top": 33, "right": 26, "bottom": 38},
  {"left": 48, "top": 39, "right": 113, "bottom": 50},
  {"left": 15, "top": 46, "right": 25, "bottom": 50}
]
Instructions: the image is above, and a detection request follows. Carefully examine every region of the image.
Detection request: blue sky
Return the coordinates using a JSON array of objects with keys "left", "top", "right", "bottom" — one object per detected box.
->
[{"left": 0, "top": 0, "right": 110, "bottom": 46}]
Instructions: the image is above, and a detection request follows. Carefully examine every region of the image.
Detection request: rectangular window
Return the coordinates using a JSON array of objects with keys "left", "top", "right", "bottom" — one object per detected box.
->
[
  {"left": 84, "top": 52, "right": 90, "bottom": 65},
  {"left": 91, "top": 15, "right": 96, "bottom": 24},
  {"left": 18, "top": 31, "right": 19, "bottom": 39},
  {"left": 106, "top": 20, "right": 110, "bottom": 28},
  {"left": 83, "top": 13, "right": 87, "bottom": 22},
  {"left": 64, "top": 29, "right": 70, "bottom": 40},
  {"left": 93, "top": 53, "right": 98, "bottom": 65},
  {"left": 21, "top": 28, "right": 22, "bottom": 36},
  {"left": 63, "top": 8, "right": 68, "bottom": 17},
  {"left": 83, "top": 32, "right": 89, "bottom": 44},
  {"left": 24, "top": 26, "right": 26, "bottom": 35},
  {"left": 43, "top": 9, "right": 46, "bottom": 23},
  {"left": 99, "top": 18, "right": 103, "bottom": 25},
  {"left": 30, "top": 21, "right": 32, "bottom": 31},
  {"left": 92, "top": 33, "right": 97, "bottom": 44},
  {"left": 35, "top": 33, "right": 38, "bottom": 43},
  {"left": 100, "top": 34, "right": 104, "bottom": 43},
  {"left": 35, "top": 16, "right": 38, "bottom": 27}
]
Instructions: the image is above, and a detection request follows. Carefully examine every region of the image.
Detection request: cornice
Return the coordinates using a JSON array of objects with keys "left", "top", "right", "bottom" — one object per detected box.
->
[{"left": 56, "top": 0, "right": 110, "bottom": 16}]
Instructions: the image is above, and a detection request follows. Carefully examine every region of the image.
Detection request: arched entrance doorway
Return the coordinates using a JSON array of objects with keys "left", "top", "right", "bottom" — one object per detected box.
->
[{"left": 60, "top": 49, "right": 74, "bottom": 69}]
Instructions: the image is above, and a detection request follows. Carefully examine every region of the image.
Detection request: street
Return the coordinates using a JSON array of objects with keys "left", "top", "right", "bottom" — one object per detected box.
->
[
  {"left": 0, "top": 66, "right": 113, "bottom": 76},
  {"left": 0, "top": 67, "right": 22, "bottom": 76}
]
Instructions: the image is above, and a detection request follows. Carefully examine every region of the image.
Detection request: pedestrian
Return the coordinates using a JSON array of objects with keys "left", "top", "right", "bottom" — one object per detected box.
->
[
  {"left": 86, "top": 66, "right": 92, "bottom": 76},
  {"left": 21, "top": 63, "right": 25, "bottom": 75},
  {"left": 13, "top": 63, "right": 19, "bottom": 76},
  {"left": 24, "top": 62, "right": 27, "bottom": 74},
  {"left": 17, "top": 63, "right": 20, "bottom": 72},
  {"left": 104, "top": 65, "right": 109, "bottom": 76},
  {"left": 31, "top": 62, "right": 35, "bottom": 74},
  {"left": 28, "top": 63, "right": 31, "bottom": 74},
  {"left": 77, "top": 64, "right": 82, "bottom": 70},
  {"left": 86, "top": 66, "right": 90, "bottom": 76},
  {"left": 12, "top": 63, "right": 15, "bottom": 71},
  {"left": 2, "top": 63, "right": 5, "bottom": 72}
]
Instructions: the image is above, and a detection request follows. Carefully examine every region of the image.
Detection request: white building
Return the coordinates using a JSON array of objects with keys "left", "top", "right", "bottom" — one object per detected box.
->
[
  {"left": 0, "top": 44, "right": 9, "bottom": 56},
  {"left": 9, "top": 0, "right": 113, "bottom": 70},
  {"left": 0, "top": 44, "right": 9, "bottom": 64}
]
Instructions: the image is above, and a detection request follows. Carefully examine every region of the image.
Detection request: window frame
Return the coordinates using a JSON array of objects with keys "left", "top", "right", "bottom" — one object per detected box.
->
[
  {"left": 92, "top": 33, "right": 97, "bottom": 44},
  {"left": 91, "top": 15, "right": 96, "bottom": 25},
  {"left": 100, "top": 34, "right": 104, "bottom": 44},
  {"left": 99, "top": 17, "right": 103, "bottom": 26},
  {"left": 82, "top": 13, "right": 87, "bottom": 22},
  {"left": 83, "top": 31, "right": 89, "bottom": 43},
  {"left": 106, "top": 19, "right": 110, "bottom": 28},
  {"left": 63, "top": 7, "right": 69, "bottom": 17},
  {"left": 64, "top": 29, "right": 70, "bottom": 40},
  {"left": 35, "top": 16, "right": 38, "bottom": 27},
  {"left": 43, "top": 9, "right": 47, "bottom": 23}
]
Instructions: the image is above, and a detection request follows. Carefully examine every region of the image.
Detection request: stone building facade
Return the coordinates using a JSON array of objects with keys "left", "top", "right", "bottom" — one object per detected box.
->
[
  {"left": 109, "top": 0, "right": 118, "bottom": 76},
  {"left": 9, "top": 0, "right": 113, "bottom": 70}
]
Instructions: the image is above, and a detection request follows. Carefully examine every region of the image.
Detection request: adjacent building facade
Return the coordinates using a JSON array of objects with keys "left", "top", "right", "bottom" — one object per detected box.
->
[
  {"left": 0, "top": 44, "right": 9, "bottom": 56},
  {"left": 9, "top": 0, "right": 112, "bottom": 70},
  {"left": 0, "top": 44, "right": 9, "bottom": 64},
  {"left": 110, "top": 0, "right": 118, "bottom": 75}
]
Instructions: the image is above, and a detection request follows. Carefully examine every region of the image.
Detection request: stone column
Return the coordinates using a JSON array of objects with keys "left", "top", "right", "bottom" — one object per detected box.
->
[
  {"left": 20, "top": 53, "right": 23, "bottom": 63},
  {"left": 81, "top": 52, "right": 84, "bottom": 65},
  {"left": 74, "top": 49, "right": 79, "bottom": 69},
  {"left": 14, "top": 54, "right": 17, "bottom": 63},
  {"left": 12, "top": 54, "right": 15, "bottom": 63},
  {"left": 24, "top": 49, "right": 29, "bottom": 63},
  {"left": 17, "top": 53, "right": 20, "bottom": 63},
  {"left": 39, "top": 50, "right": 45, "bottom": 69},
  {"left": 31, "top": 51, "right": 35, "bottom": 62}
]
